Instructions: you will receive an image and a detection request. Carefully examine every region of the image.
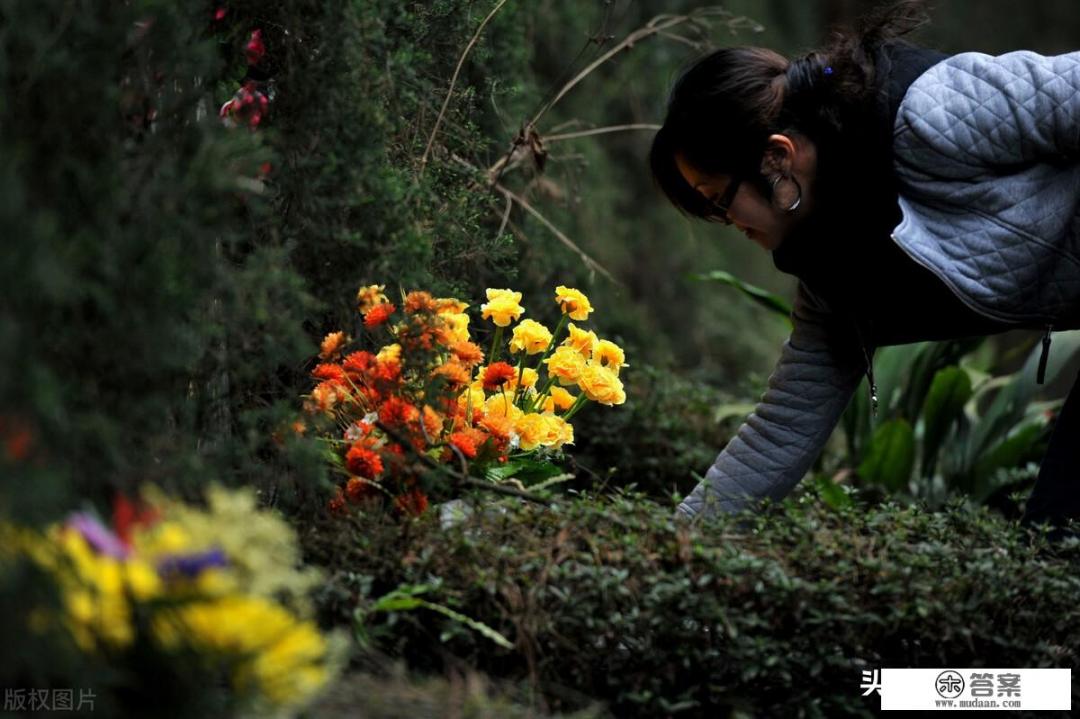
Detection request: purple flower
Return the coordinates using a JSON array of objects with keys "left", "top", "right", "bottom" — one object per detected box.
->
[
  {"left": 157, "top": 547, "right": 229, "bottom": 578},
  {"left": 66, "top": 512, "right": 130, "bottom": 559}
]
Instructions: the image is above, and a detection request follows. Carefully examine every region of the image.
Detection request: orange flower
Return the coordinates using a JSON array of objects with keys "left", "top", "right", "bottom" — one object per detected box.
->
[
  {"left": 379, "top": 397, "right": 419, "bottom": 427},
  {"left": 394, "top": 489, "right": 429, "bottom": 517},
  {"left": 422, "top": 405, "right": 444, "bottom": 439},
  {"left": 328, "top": 487, "right": 349, "bottom": 516},
  {"left": 312, "top": 363, "right": 346, "bottom": 383},
  {"left": 345, "top": 476, "right": 380, "bottom": 503},
  {"left": 482, "top": 362, "right": 517, "bottom": 392},
  {"left": 404, "top": 291, "right": 438, "bottom": 313},
  {"left": 364, "top": 302, "right": 396, "bottom": 328},
  {"left": 320, "top": 331, "right": 347, "bottom": 360},
  {"left": 343, "top": 350, "right": 376, "bottom": 376},
  {"left": 478, "top": 414, "right": 513, "bottom": 442},
  {"left": 447, "top": 430, "right": 480, "bottom": 459},
  {"left": 346, "top": 445, "right": 384, "bottom": 478},
  {"left": 309, "top": 382, "right": 340, "bottom": 413},
  {"left": 356, "top": 284, "right": 389, "bottom": 313},
  {"left": 432, "top": 360, "right": 470, "bottom": 388},
  {"left": 450, "top": 341, "right": 484, "bottom": 367}
]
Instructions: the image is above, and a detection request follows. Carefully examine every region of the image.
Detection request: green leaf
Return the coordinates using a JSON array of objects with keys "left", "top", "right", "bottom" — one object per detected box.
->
[
  {"left": 417, "top": 599, "right": 514, "bottom": 649},
  {"left": 972, "top": 423, "right": 1046, "bottom": 493},
  {"left": 691, "top": 270, "right": 792, "bottom": 323},
  {"left": 858, "top": 419, "right": 915, "bottom": 492},
  {"left": 921, "top": 366, "right": 972, "bottom": 477},
  {"left": 811, "top": 474, "right": 853, "bottom": 509}
]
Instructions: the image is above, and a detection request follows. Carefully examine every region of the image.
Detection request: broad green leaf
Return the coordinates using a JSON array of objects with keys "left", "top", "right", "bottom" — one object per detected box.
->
[
  {"left": 811, "top": 474, "right": 853, "bottom": 509},
  {"left": 858, "top": 419, "right": 915, "bottom": 492},
  {"left": 921, "top": 366, "right": 972, "bottom": 477},
  {"left": 972, "top": 423, "right": 1046, "bottom": 492},
  {"left": 692, "top": 270, "right": 792, "bottom": 323}
]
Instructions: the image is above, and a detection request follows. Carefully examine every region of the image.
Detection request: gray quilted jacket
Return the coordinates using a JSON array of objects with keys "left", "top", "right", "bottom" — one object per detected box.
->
[{"left": 678, "top": 45, "right": 1080, "bottom": 520}]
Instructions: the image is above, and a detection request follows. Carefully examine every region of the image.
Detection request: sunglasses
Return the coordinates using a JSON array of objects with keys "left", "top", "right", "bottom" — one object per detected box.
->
[{"left": 703, "top": 177, "right": 742, "bottom": 226}]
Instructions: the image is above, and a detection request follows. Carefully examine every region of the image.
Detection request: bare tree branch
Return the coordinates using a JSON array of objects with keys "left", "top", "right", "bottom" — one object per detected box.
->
[
  {"left": 418, "top": 0, "right": 510, "bottom": 177},
  {"left": 545, "top": 123, "right": 661, "bottom": 143}
]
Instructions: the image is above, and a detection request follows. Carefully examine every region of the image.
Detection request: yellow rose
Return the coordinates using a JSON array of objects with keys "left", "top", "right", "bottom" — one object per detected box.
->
[
  {"left": 441, "top": 312, "right": 471, "bottom": 343},
  {"left": 509, "top": 366, "right": 539, "bottom": 390},
  {"left": 577, "top": 363, "right": 626, "bottom": 406},
  {"left": 541, "top": 386, "right": 576, "bottom": 413},
  {"left": 484, "top": 391, "right": 524, "bottom": 422},
  {"left": 543, "top": 346, "right": 587, "bottom": 386},
  {"left": 595, "top": 339, "right": 627, "bottom": 375},
  {"left": 356, "top": 284, "right": 388, "bottom": 314},
  {"left": 554, "top": 286, "right": 593, "bottom": 321},
  {"left": 514, "top": 413, "right": 548, "bottom": 451},
  {"left": 539, "top": 414, "right": 573, "bottom": 449},
  {"left": 562, "top": 322, "right": 599, "bottom": 358},
  {"left": 480, "top": 288, "right": 525, "bottom": 327},
  {"left": 508, "top": 319, "right": 553, "bottom": 355}
]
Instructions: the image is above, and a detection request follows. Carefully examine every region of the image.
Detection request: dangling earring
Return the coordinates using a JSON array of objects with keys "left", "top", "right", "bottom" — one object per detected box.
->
[{"left": 770, "top": 174, "right": 802, "bottom": 212}]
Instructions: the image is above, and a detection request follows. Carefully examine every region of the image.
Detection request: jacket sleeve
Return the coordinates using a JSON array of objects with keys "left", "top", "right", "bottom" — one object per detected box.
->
[
  {"left": 895, "top": 50, "right": 1080, "bottom": 176},
  {"left": 676, "top": 282, "right": 868, "bottom": 520}
]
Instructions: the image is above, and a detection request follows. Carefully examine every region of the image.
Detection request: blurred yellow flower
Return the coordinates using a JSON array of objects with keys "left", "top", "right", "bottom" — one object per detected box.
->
[
  {"left": 480, "top": 288, "right": 524, "bottom": 327},
  {"left": 514, "top": 413, "right": 548, "bottom": 451},
  {"left": 595, "top": 339, "right": 627, "bottom": 375},
  {"left": 562, "top": 323, "right": 599, "bottom": 358},
  {"left": 435, "top": 297, "right": 469, "bottom": 315},
  {"left": 484, "top": 392, "right": 524, "bottom": 421},
  {"left": 508, "top": 319, "right": 553, "bottom": 355},
  {"left": 554, "top": 286, "right": 593, "bottom": 321},
  {"left": 356, "top": 284, "right": 388, "bottom": 314},
  {"left": 577, "top": 364, "right": 626, "bottom": 406},
  {"left": 543, "top": 346, "right": 587, "bottom": 386},
  {"left": 441, "top": 312, "right": 471, "bottom": 343},
  {"left": 376, "top": 343, "right": 402, "bottom": 364},
  {"left": 540, "top": 414, "right": 574, "bottom": 448},
  {"left": 541, "top": 386, "right": 576, "bottom": 413}
]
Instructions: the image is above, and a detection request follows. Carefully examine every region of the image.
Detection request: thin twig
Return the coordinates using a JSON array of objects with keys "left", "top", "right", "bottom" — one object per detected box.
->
[
  {"left": 418, "top": 0, "right": 510, "bottom": 177},
  {"left": 545, "top": 123, "right": 661, "bottom": 143},
  {"left": 495, "top": 192, "right": 512, "bottom": 241},
  {"left": 451, "top": 153, "right": 617, "bottom": 284},
  {"left": 528, "top": 8, "right": 731, "bottom": 129}
]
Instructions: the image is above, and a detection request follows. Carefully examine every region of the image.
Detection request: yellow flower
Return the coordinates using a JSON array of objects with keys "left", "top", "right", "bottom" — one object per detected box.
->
[
  {"left": 153, "top": 595, "right": 329, "bottom": 708},
  {"left": 577, "top": 363, "right": 626, "bottom": 406},
  {"left": 541, "top": 386, "right": 576, "bottom": 413},
  {"left": 457, "top": 382, "right": 487, "bottom": 418},
  {"left": 484, "top": 392, "right": 524, "bottom": 422},
  {"left": 435, "top": 297, "right": 469, "bottom": 315},
  {"left": 441, "top": 312, "right": 471, "bottom": 343},
  {"left": 502, "top": 366, "right": 539, "bottom": 391},
  {"left": 376, "top": 343, "right": 402, "bottom": 364},
  {"left": 562, "top": 323, "right": 599, "bottom": 358},
  {"left": 356, "top": 284, "right": 388, "bottom": 314},
  {"left": 508, "top": 319, "right": 553, "bottom": 355},
  {"left": 595, "top": 339, "right": 628, "bottom": 375},
  {"left": 514, "top": 413, "right": 548, "bottom": 451},
  {"left": 543, "top": 346, "right": 587, "bottom": 386},
  {"left": 540, "top": 414, "right": 574, "bottom": 448},
  {"left": 480, "top": 288, "right": 525, "bottom": 327},
  {"left": 554, "top": 286, "right": 593, "bottom": 321}
]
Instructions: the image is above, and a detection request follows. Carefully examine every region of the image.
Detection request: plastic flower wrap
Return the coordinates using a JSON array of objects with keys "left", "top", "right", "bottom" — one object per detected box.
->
[
  {"left": 0, "top": 485, "right": 342, "bottom": 714},
  {"left": 303, "top": 284, "right": 628, "bottom": 517}
]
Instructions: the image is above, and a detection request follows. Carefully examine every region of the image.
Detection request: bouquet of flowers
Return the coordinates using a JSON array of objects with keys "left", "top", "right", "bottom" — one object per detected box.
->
[
  {"left": 1, "top": 485, "right": 339, "bottom": 714},
  {"left": 302, "top": 284, "right": 628, "bottom": 517}
]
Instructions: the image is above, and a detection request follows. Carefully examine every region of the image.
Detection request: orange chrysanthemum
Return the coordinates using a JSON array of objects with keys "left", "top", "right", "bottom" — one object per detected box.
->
[
  {"left": 447, "top": 430, "right": 483, "bottom": 459},
  {"left": 432, "top": 360, "right": 470, "bottom": 388},
  {"left": 482, "top": 362, "right": 517, "bottom": 392},
  {"left": 379, "top": 397, "right": 420, "bottom": 427},
  {"left": 478, "top": 414, "right": 513, "bottom": 441},
  {"left": 320, "top": 331, "right": 346, "bottom": 360},
  {"left": 450, "top": 341, "right": 484, "bottom": 367},
  {"left": 346, "top": 445, "right": 384, "bottom": 478},
  {"left": 343, "top": 350, "right": 376, "bottom": 376},
  {"left": 404, "top": 291, "right": 438, "bottom": 314},
  {"left": 312, "top": 363, "right": 346, "bottom": 383},
  {"left": 364, "top": 302, "right": 396, "bottom": 329},
  {"left": 394, "top": 489, "right": 429, "bottom": 517},
  {"left": 422, "top": 405, "right": 445, "bottom": 439},
  {"left": 345, "top": 476, "right": 380, "bottom": 503}
]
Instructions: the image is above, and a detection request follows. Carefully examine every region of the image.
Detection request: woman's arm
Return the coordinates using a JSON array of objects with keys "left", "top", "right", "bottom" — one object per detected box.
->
[
  {"left": 677, "top": 283, "right": 867, "bottom": 520},
  {"left": 895, "top": 50, "right": 1080, "bottom": 177}
]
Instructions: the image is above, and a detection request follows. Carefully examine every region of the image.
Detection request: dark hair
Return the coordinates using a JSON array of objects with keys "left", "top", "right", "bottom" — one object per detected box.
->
[{"left": 649, "top": 0, "right": 931, "bottom": 220}]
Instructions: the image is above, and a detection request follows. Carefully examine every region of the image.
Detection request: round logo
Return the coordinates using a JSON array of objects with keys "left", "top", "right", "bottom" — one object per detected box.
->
[{"left": 936, "top": 670, "right": 965, "bottom": 699}]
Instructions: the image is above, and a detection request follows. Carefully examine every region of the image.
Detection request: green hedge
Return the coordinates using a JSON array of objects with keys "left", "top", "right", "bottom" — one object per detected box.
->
[{"left": 305, "top": 490, "right": 1079, "bottom": 718}]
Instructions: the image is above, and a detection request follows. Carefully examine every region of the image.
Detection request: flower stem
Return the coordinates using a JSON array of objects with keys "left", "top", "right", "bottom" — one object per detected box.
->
[
  {"left": 562, "top": 394, "right": 589, "bottom": 420},
  {"left": 488, "top": 326, "right": 504, "bottom": 364}
]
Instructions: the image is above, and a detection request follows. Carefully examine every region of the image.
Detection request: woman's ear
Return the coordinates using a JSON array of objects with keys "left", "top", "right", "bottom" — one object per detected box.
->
[{"left": 759, "top": 133, "right": 797, "bottom": 177}]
